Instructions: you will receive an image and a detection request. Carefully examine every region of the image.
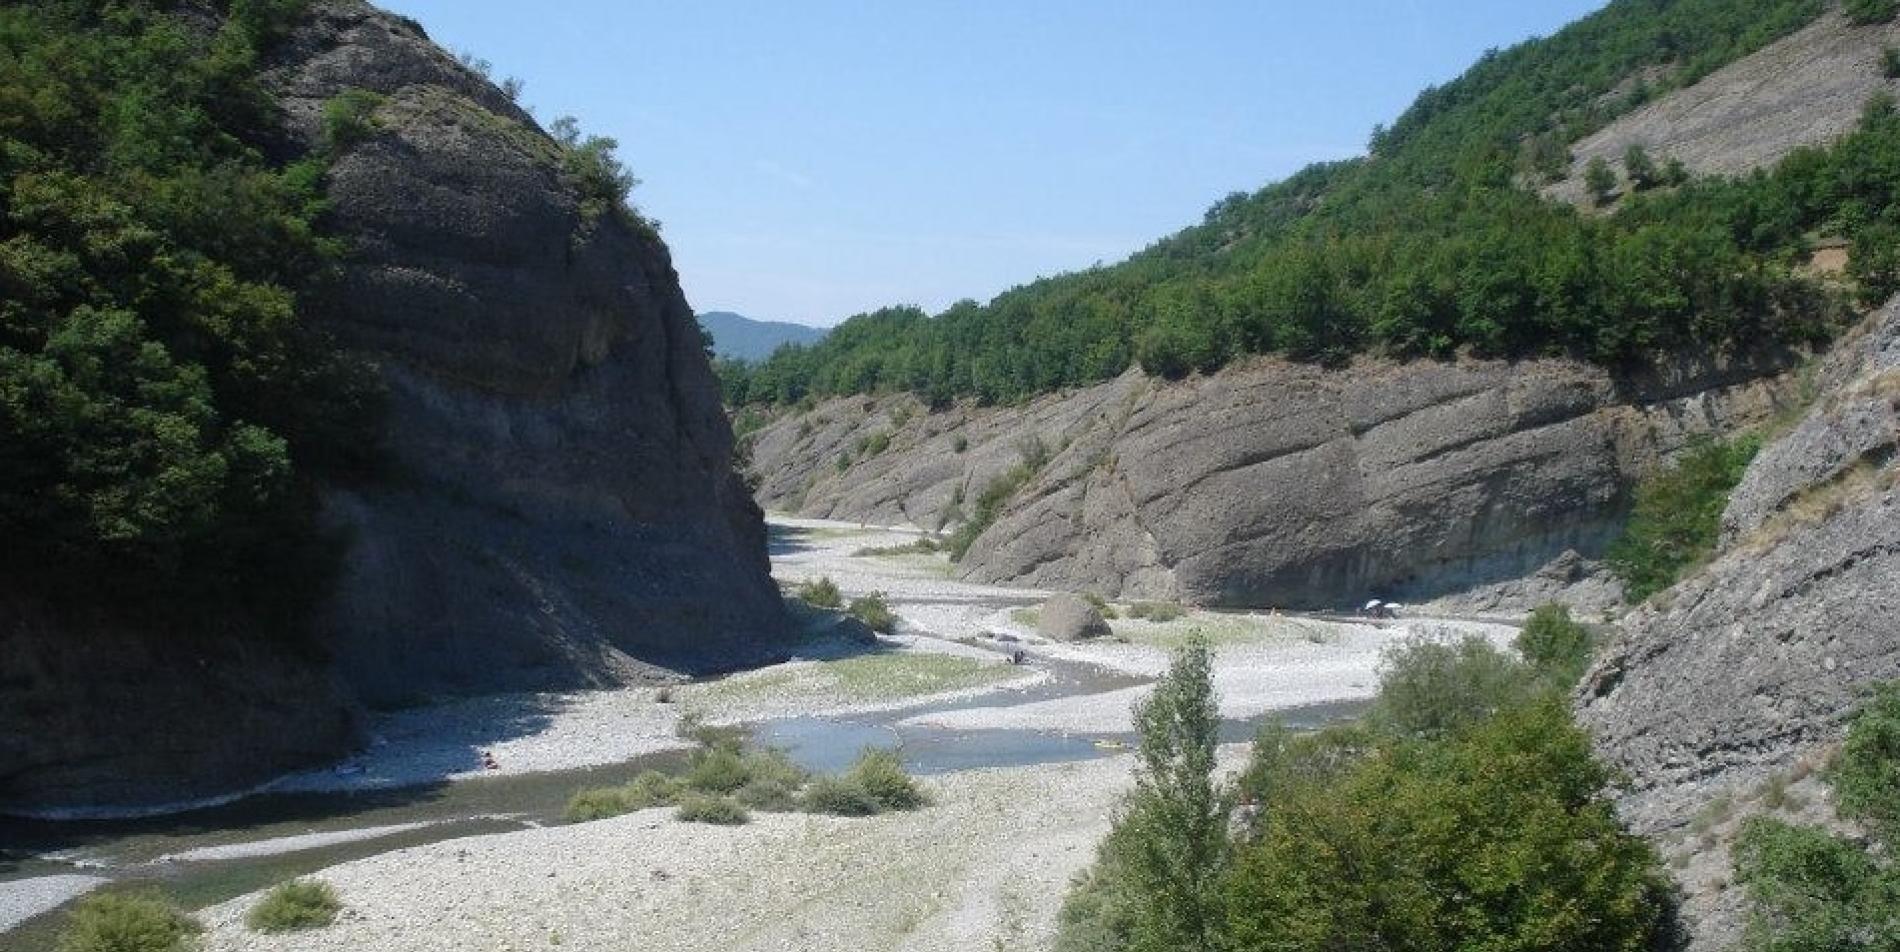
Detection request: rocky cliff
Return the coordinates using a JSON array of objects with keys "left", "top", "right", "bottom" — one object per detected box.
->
[
  {"left": 1576, "top": 300, "right": 1900, "bottom": 950},
  {"left": 747, "top": 350, "right": 1799, "bottom": 612},
  {"left": 266, "top": 0, "right": 785, "bottom": 705},
  {"left": 1, "top": 0, "right": 784, "bottom": 814}
]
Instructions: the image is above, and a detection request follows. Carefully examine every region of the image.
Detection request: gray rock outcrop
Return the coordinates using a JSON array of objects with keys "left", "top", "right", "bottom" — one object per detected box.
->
[
  {"left": 264, "top": 0, "right": 787, "bottom": 705},
  {"left": 749, "top": 351, "right": 1799, "bottom": 612},
  {"left": 1036, "top": 595, "right": 1112, "bottom": 642},
  {"left": 1576, "top": 300, "right": 1900, "bottom": 949}
]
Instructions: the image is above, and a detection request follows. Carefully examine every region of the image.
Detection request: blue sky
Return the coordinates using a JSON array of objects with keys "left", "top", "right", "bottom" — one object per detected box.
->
[{"left": 378, "top": 1, "right": 1605, "bottom": 327}]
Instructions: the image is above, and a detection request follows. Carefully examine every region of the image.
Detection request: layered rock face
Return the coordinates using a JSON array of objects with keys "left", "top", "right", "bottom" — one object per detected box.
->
[
  {"left": 1576, "top": 301, "right": 1900, "bottom": 949},
  {"left": 267, "top": 1, "right": 786, "bottom": 704},
  {"left": 2, "top": 0, "right": 783, "bottom": 812},
  {"left": 749, "top": 352, "right": 1797, "bottom": 610}
]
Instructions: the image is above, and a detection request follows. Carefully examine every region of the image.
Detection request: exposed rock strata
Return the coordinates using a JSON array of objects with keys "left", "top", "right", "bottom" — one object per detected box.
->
[
  {"left": 1577, "top": 300, "right": 1900, "bottom": 949},
  {"left": 750, "top": 352, "right": 1799, "bottom": 611}
]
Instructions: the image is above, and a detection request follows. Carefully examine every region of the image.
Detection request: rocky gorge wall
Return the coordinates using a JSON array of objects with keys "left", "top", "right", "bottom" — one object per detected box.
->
[
  {"left": 1, "top": 0, "right": 785, "bottom": 814},
  {"left": 748, "top": 350, "right": 1802, "bottom": 612},
  {"left": 1577, "top": 299, "right": 1900, "bottom": 950}
]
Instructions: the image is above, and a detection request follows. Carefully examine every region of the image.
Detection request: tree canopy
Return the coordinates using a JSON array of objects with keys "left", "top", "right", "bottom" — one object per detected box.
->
[
  {"left": 0, "top": 0, "right": 379, "bottom": 622},
  {"left": 722, "top": 0, "right": 1872, "bottom": 409}
]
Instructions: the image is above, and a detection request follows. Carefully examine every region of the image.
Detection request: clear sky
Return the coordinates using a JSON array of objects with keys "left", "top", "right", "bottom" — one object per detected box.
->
[{"left": 377, "top": 1, "right": 1605, "bottom": 327}]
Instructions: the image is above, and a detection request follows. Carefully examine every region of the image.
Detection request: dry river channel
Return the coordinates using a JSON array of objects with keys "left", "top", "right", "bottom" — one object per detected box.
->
[{"left": 0, "top": 517, "right": 1514, "bottom": 950}]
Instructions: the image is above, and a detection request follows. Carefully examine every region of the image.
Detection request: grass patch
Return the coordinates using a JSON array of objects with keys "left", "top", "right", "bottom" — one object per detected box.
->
[
  {"left": 685, "top": 652, "right": 1021, "bottom": 710},
  {"left": 675, "top": 793, "right": 750, "bottom": 825},
  {"left": 853, "top": 537, "right": 942, "bottom": 557},
  {"left": 565, "top": 769, "right": 682, "bottom": 821},
  {"left": 1126, "top": 601, "right": 1185, "bottom": 622},
  {"left": 57, "top": 893, "right": 200, "bottom": 952},
  {"left": 247, "top": 880, "right": 341, "bottom": 933}
]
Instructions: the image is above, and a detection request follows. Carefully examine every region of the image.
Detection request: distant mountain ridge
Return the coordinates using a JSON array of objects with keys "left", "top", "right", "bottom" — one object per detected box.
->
[{"left": 698, "top": 310, "right": 827, "bottom": 361}]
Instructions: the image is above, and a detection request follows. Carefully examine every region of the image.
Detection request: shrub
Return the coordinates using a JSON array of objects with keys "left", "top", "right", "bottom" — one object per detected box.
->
[
  {"left": 1831, "top": 684, "right": 1900, "bottom": 838},
  {"left": 1885, "top": 46, "right": 1900, "bottom": 79},
  {"left": 845, "top": 748, "right": 926, "bottom": 810},
  {"left": 953, "top": 435, "right": 969, "bottom": 453},
  {"left": 946, "top": 465, "right": 1034, "bottom": 560},
  {"left": 1623, "top": 144, "right": 1659, "bottom": 190},
  {"left": 549, "top": 116, "right": 640, "bottom": 225},
  {"left": 796, "top": 576, "right": 842, "bottom": 609},
  {"left": 1734, "top": 817, "right": 1896, "bottom": 950},
  {"left": 685, "top": 744, "right": 751, "bottom": 794},
  {"left": 247, "top": 880, "right": 341, "bottom": 933},
  {"left": 801, "top": 775, "right": 883, "bottom": 816},
  {"left": 1608, "top": 436, "right": 1760, "bottom": 600},
  {"left": 1585, "top": 155, "right": 1619, "bottom": 206},
  {"left": 1734, "top": 682, "right": 1900, "bottom": 949},
  {"left": 858, "top": 431, "right": 892, "bottom": 457},
  {"left": 320, "top": 88, "right": 386, "bottom": 154},
  {"left": 1370, "top": 633, "right": 1536, "bottom": 738},
  {"left": 848, "top": 592, "right": 898, "bottom": 634},
  {"left": 735, "top": 748, "right": 810, "bottom": 811},
  {"left": 1515, "top": 603, "right": 1595, "bottom": 687},
  {"left": 1848, "top": 0, "right": 1899, "bottom": 25},
  {"left": 57, "top": 893, "right": 201, "bottom": 952},
  {"left": 565, "top": 770, "right": 682, "bottom": 821},
  {"left": 675, "top": 793, "right": 749, "bottom": 825}
]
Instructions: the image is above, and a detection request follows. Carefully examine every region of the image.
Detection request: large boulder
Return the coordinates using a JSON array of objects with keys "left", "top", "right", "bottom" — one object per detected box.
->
[{"left": 1037, "top": 594, "right": 1113, "bottom": 642}]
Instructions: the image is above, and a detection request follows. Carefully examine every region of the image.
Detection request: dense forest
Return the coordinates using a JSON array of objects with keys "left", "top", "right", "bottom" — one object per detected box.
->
[
  {"left": 719, "top": 0, "right": 1900, "bottom": 408},
  {"left": 0, "top": 0, "right": 378, "bottom": 622}
]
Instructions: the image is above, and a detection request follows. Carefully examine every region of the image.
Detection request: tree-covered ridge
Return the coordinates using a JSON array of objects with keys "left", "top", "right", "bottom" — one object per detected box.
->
[
  {"left": 0, "top": 0, "right": 378, "bottom": 619},
  {"left": 722, "top": 0, "right": 1865, "bottom": 408}
]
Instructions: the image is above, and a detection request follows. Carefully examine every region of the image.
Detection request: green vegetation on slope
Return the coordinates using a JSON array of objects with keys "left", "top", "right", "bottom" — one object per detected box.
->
[
  {"left": 1608, "top": 434, "right": 1761, "bottom": 600},
  {"left": 1057, "top": 630, "right": 1667, "bottom": 952},
  {"left": 1734, "top": 684, "right": 1900, "bottom": 949},
  {"left": 722, "top": 0, "right": 1876, "bottom": 408},
  {"left": 0, "top": 0, "right": 380, "bottom": 623}
]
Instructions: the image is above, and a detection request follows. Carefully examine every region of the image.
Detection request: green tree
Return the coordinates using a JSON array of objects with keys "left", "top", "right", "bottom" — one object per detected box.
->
[
  {"left": 1515, "top": 603, "right": 1596, "bottom": 687},
  {"left": 1586, "top": 155, "right": 1620, "bottom": 206},
  {"left": 1118, "top": 637, "right": 1229, "bottom": 952},
  {"left": 1623, "top": 143, "right": 1660, "bottom": 190},
  {"left": 1222, "top": 699, "right": 1669, "bottom": 952}
]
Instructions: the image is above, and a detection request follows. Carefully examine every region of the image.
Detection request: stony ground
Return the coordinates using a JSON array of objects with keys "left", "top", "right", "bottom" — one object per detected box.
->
[
  {"left": 199, "top": 756, "right": 1136, "bottom": 952},
  {"left": 16, "top": 515, "right": 1518, "bottom": 950}
]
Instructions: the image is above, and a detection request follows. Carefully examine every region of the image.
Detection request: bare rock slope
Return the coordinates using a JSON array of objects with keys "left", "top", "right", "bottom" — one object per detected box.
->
[
  {"left": 749, "top": 352, "right": 1798, "bottom": 611},
  {"left": 1576, "top": 300, "right": 1900, "bottom": 950},
  {"left": 1547, "top": 10, "right": 1900, "bottom": 205}
]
